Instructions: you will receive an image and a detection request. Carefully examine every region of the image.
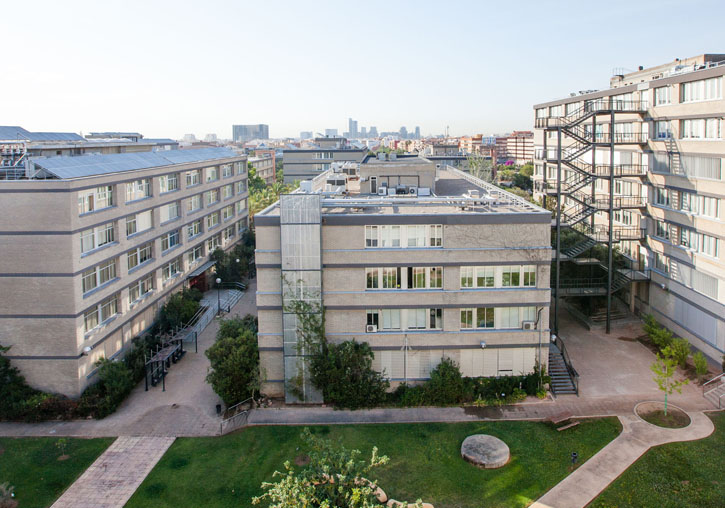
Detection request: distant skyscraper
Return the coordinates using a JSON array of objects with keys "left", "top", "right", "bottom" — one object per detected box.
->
[
  {"left": 204, "top": 133, "right": 218, "bottom": 142},
  {"left": 369, "top": 126, "right": 378, "bottom": 138},
  {"left": 361, "top": 126, "right": 367, "bottom": 138},
  {"left": 414, "top": 126, "right": 421, "bottom": 139},
  {"left": 325, "top": 128, "right": 338, "bottom": 137},
  {"left": 232, "top": 124, "right": 269, "bottom": 142},
  {"left": 183, "top": 133, "right": 197, "bottom": 143},
  {"left": 399, "top": 126, "right": 408, "bottom": 139},
  {"left": 348, "top": 118, "right": 358, "bottom": 138},
  {"left": 300, "top": 131, "right": 313, "bottom": 139}
]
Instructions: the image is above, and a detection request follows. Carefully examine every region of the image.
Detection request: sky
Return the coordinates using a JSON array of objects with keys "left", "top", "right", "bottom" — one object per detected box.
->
[{"left": 4, "top": 0, "right": 724, "bottom": 139}]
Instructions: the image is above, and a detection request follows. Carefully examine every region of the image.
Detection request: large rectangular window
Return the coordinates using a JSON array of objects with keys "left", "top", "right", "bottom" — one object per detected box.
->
[
  {"left": 236, "top": 180, "right": 247, "bottom": 194},
  {"left": 187, "top": 219, "right": 202, "bottom": 239},
  {"left": 206, "top": 189, "right": 220, "bottom": 205},
  {"left": 127, "top": 242, "right": 152, "bottom": 270},
  {"left": 187, "top": 244, "right": 204, "bottom": 265},
  {"left": 187, "top": 194, "right": 202, "bottom": 213},
  {"left": 126, "top": 210, "right": 152, "bottom": 237},
  {"left": 222, "top": 164, "right": 234, "bottom": 178},
  {"left": 159, "top": 202, "right": 180, "bottom": 223},
  {"left": 235, "top": 199, "right": 247, "bottom": 214},
  {"left": 460, "top": 308, "right": 494, "bottom": 329},
  {"left": 653, "top": 86, "right": 671, "bottom": 106},
  {"left": 206, "top": 212, "right": 220, "bottom": 230},
  {"left": 681, "top": 77, "right": 722, "bottom": 103},
  {"left": 161, "top": 230, "right": 180, "bottom": 252},
  {"left": 84, "top": 294, "right": 118, "bottom": 333},
  {"left": 222, "top": 205, "right": 234, "bottom": 221},
  {"left": 365, "top": 224, "right": 443, "bottom": 248},
  {"left": 78, "top": 185, "right": 114, "bottom": 214},
  {"left": 501, "top": 266, "right": 521, "bottom": 287},
  {"left": 129, "top": 273, "right": 154, "bottom": 304},
  {"left": 82, "top": 259, "right": 117, "bottom": 294},
  {"left": 476, "top": 266, "right": 495, "bottom": 287},
  {"left": 207, "top": 234, "right": 221, "bottom": 252},
  {"left": 366, "top": 308, "right": 443, "bottom": 332},
  {"left": 205, "top": 166, "right": 219, "bottom": 182},
  {"left": 186, "top": 169, "right": 201, "bottom": 187},
  {"left": 125, "top": 179, "right": 150, "bottom": 202},
  {"left": 159, "top": 173, "right": 179, "bottom": 194},
  {"left": 222, "top": 184, "right": 234, "bottom": 200},
  {"left": 382, "top": 267, "right": 401, "bottom": 289},
  {"left": 681, "top": 118, "right": 721, "bottom": 140},
  {"left": 80, "top": 223, "right": 115, "bottom": 253},
  {"left": 162, "top": 258, "right": 181, "bottom": 282}
]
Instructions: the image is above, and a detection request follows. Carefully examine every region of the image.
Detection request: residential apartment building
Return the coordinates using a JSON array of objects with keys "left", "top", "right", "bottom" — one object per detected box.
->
[
  {"left": 533, "top": 54, "right": 725, "bottom": 361},
  {"left": 0, "top": 147, "right": 249, "bottom": 397},
  {"left": 495, "top": 131, "right": 534, "bottom": 164},
  {"left": 282, "top": 137, "right": 366, "bottom": 184},
  {"left": 249, "top": 154, "right": 276, "bottom": 184},
  {"left": 232, "top": 124, "right": 269, "bottom": 143},
  {"left": 255, "top": 157, "right": 552, "bottom": 402}
]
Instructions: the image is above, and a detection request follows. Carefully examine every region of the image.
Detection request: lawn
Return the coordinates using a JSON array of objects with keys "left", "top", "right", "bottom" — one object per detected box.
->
[
  {"left": 0, "top": 437, "right": 113, "bottom": 508},
  {"left": 127, "top": 418, "right": 621, "bottom": 508},
  {"left": 590, "top": 411, "right": 725, "bottom": 508}
]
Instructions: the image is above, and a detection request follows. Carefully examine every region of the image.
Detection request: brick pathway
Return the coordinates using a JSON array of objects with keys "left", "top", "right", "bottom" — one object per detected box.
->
[{"left": 50, "top": 436, "right": 174, "bottom": 508}]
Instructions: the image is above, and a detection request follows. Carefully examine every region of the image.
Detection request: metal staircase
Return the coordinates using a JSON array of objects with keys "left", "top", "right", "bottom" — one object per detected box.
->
[{"left": 548, "top": 337, "right": 578, "bottom": 396}]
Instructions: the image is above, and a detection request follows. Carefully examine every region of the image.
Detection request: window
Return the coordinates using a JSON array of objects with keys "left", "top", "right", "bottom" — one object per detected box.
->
[
  {"left": 365, "top": 225, "right": 442, "bottom": 248},
  {"left": 476, "top": 266, "right": 495, "bottom": 287},
  {"left": 365, "top": 225, "right": 378, "bottom": 247},
  {"left": 406, "top": 225, "right": 426, "bottom": 247},
  {"left": 80, "top": 223, "right": 115, "bottom": 253},
  {"left": 654, "top": 120, "right": 672, "bottom": 139},
  {"left": 222, "top": 225, "right": 235, "bottom": 243},
  {"left": 126, "top": 210, "right": 152, "bottom": 236},
  {"left": 206, "top": 189, "right": 220, "bottom": 205},
  {"left": 161, "top": 230, "right": 180, "bottom": 252},
  {"left": 654, "top": 252, "right": 669, "bottom": 274},
  {"left": 429, "top": 308, "right": 443, "bottom": 329},
  {"left": 129, "top": 273, "right": 154, "bottom": 303},
  {"left": 186, "top": 169, "right": 201, "bottom": 187},
  {"left": 460, "top": 308, "right": 474, "bottom": 329},
  {"left": 654, "top": 187, "right": 671, "bottom": 207},
  {"left": 222, "top": 184, "right": 233, "bottom": 199},
  {"left": 222, "top": 205, "right": 234, "bottom": 221},
  {"left": 429, "top": 225, "right": 442, "bottom": 247},
  {"left": 187, "top": 194, "right": 202, "bottom": 213},
  {"left": 187, "top": 244, "right": 204, "bottom": 265},
  {"left": 366, "top": 268, "right": 379, "bottom": 289},
  {"left": 207, "top": 234, "right": 221, "bottom": 252},
  {"left": 236, "top": 180, "right": 247, "bottom": 194},
  {"left": 314, "top": 151, "right": 333, "bottom": 159},
  {"left": 382, "top": 267, "right": 401, "bottom": 289},
  {"left": 159, "top": 174, "right": 179, "bottom": 193},
  {"left": 222, "top": 164, "right": 233, "bottom": 178},
  {"left": 381, "top": 225, "right": 401, "bottom": 247},
  {"left": 461, "top": 308, "right": 494, "bottom": 329},
  {"left": 498, "top": 307, "right": 521, "bottom": 329},
  {"left": 653, "top": 86, "right": 671, "bottom": 106},
  {"left": 206, "top": 166, "right": 219, "bottom": 182},
  {"left": 206, "top": 212, "right": 220, "bottom": 230},
  {"left": 460, "top": 266, "right": 474, "bottom": 288},
  {"left": 366, "top": 310, "right": 379, "bottom": 329},
  {"left": 125, "top": 179, "right": 150, "bottom": 202},
  {"left": 78, "top": 185, "right": 114, "bottom": 214},
  {"left": 159, "top": 202, "right": 180, "bottom": 223},
  {"left": 236, "top": 199, "right": 247, "bottom": 214},
  {"left": 654, "top": 220, "right": 670, "bottom": 240},
  {"left": 523, "top": 266, "right": 536, "bottom": 287},
  {"left": 680, "top": 228, "right": 718, "bottom": 257},
  {"left": 84, "top": 294, "right": 118, "bottom": 333},
  {"left": 381, "top": 309, "right": 401, "bottom": 330},
  {"left": 127, "top": 242, "right": 152, "bottom": 270},
  {"left": 187, "top": 220, "right": 202, "bottom": 239},
  {"left": 502, "top": 266, "right": 520, "bottom": 287},
  {"left": 681, "top": 77, "right": 722, "bottom": 103},
  {"left": 681, "top": 119, "right": 721, "bottom": 139},
  {"left": 406, "top": 308, "right": 428, "bottom": 329},
  {"left": 81, "top": 259, "right": 117, "bottom": 293},
  {"left": 549, "top": 105, "right": 563, "bottom": 117},
  {"left": 162, "top": 258, "right": 181, "bottom": 282},
  {"left": 429, "top": 267, "right": 442, "bottom": 288},
  {"left": 236, "top": 162, "right": 246, "bottom": 175}
]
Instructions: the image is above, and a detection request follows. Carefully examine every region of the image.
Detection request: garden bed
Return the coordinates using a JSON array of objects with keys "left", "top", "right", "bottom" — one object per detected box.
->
[{"left": 635, "top": 401, "right": 690, "bottom": 429}]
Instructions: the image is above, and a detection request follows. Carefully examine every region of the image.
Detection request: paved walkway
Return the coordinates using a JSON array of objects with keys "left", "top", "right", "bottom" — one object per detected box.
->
[
  {"left": 50, "top": 436, "right": 174, "bottom": 508},
  {"left": 531, "top": 407, "right": 716, "bottom": 508}
]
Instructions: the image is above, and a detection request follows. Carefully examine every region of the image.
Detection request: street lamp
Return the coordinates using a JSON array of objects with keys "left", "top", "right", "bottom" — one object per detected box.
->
[{"left": 216, "top": 277, "right": 222, "bottom": 315}]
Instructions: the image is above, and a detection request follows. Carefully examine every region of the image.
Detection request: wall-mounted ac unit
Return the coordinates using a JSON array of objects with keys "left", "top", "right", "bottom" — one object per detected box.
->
[
  {"left": 366, "top": 324, "right": 377, "bottom": 333},
  {"left": 408, "top": 186, "right": 418, "bottom": 196},
  {"left": 377, "top": 187, "right": 387, "bottom": 196},
  {"left": 522, "top": 321, "right": 536, "bottom": 330},
  {"left": 387, "top": 187, "right": 396, "bottom": 196}
]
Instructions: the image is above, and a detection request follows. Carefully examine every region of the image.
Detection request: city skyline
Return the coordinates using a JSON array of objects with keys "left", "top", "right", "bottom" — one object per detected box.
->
[{"left": 3, "top": 0, "right": 724, "bottom": 139}]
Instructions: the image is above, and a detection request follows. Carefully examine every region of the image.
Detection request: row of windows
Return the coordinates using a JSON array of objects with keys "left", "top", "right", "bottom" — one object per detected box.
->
[
  {"left": 80, "top": 199, "right": 248, "bottom": 254},
  {"left": 366, "top": 266, "right": 442, "bottom": 289},
  {"left": 365, "top": 225, "right": 442, "bottom": 248},
  {"left": 653, "top": 219, "right": 719, "bottom": 258},
  {"left": 77, "top": 162, "right": 246, "bottom": 215},
  {"left": 652, "top": 252, "right": 720, "bottom": 302},
  {"left": 364, "top": 306, "right": 536, "bottom": 332},
  {"left": 653, "top": 187, "right": 719, "bottom": 219},
  {"left": 82, "top": 222, "right": 246, "bottom": 334},
  {"left": 461, "top": 265, "right": 536, "bottom": 288}
]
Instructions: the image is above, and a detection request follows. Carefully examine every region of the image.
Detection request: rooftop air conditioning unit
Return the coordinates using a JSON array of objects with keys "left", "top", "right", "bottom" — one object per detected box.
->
[
  {"left": 377, "top": 187, "right": 387, "bottom": 196},
  {"left": 387, "top": 187, "right": 396, "bottom": 196},
  {"left": 408, "top": 186, "right": 418, "bottom": 196},
  {"left": 418, "top": 187, "right": 431, "bottom": 196},
  {"left": 522, "top": 321, "right": 536, "bottom": 330},
  {"left": 366, "top": 324, "right": 377, "bottom": 333}
]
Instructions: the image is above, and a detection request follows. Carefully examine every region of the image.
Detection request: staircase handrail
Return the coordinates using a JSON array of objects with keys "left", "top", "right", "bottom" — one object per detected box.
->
[
  {"left": 703, "top": 372, "right": 725, "bottom": 395},
  {"left": 553, "top": 335, "right": 579, "bottom": 395}
]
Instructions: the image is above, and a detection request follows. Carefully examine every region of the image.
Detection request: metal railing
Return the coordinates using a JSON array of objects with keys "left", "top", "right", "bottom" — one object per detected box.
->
[
  {"left": 553, "top": 335, "right": 579, "bottom": 395},
  {"left": 219, "top": 397, "right": 254, "bottom": 435},
  {"left": 703, "top": 372, "right": 725, "bottom": 410}
]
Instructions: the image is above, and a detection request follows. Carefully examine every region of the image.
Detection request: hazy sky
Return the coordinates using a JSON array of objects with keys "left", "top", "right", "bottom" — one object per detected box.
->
[{"left": 4, "top": 0, "right": 724, "bottom": 139}]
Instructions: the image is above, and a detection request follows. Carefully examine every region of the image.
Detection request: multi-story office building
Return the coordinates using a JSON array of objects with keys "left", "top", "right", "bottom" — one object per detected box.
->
[
  {"left": 232, "top": 124, "right": 269, "bottom": 143},
  {"left": 249, "top": 153, "right": 276, "bottom": 184},
  {"left": 0, "top": 147, "right": 249, "bottom": 397},
  {"left": 282, "top": 137, "right": 366, "bottom": 184},
  {"left": 255, "top": 156, "right": 552, "bottom": 402},
  {"left": 495, "top": 131, "right": 534, "bottom": 164},
  {"left": 533, "top": 54, "right": 725, "bottom": 361}
]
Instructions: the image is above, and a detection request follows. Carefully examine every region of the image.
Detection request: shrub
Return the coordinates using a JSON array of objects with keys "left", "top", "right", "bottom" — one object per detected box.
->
[
  {"left": 157, "top": 289, "right": 202, "bottom": 333},
  {"left": 0, "top": 345, "right": 41, "bottom": 420},
  {"left": 311, "top": 340, "right": 389, "bottom": 409},
  {"left": 650, "top": 326, "right": 674, "bottom": 351},
  {"left": 666, "top": 338, "right": 690, "bottom": 369},
  {"left": 92, "top": 358, "right": 135, "bottom": 418},
  {"left": 643, "top": 314, "right": 659, "bottom": 337},
  {"left": 206, "top": 317, "right": 260, "bottom": 405},
  {"left": 425, "top": 358, "right": 467, "bottom": 405},
  {"left": 693, "top": 351, "right": 709, "bottom": 381}
]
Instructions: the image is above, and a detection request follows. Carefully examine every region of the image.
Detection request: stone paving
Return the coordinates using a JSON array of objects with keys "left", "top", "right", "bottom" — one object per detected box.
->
[
  {"left": 50, "top": 436, "right": 174, "bottom": 508},
  {"left": 531, "top": 409, "right": 716, "bottom": 508}
]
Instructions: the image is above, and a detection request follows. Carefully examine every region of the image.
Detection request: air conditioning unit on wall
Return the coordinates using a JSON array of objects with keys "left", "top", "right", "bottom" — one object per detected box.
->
[
  {"left": 366, "top": 324, "right": 378, "bottom": 333},
  {"left": 522, "top": 321, "right": 536, "bottom": 330}
]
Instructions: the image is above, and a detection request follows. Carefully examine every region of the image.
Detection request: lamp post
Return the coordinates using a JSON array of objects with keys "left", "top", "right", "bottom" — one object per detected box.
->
[
  {"left": 535, "top": 306, "right": 544, "bottom": 389},
  {"left": 216, "top": 277, "right": 222, "bottom": 315},
  {"left": 235, "top": 258, "right": 240, "bottom": 281}
]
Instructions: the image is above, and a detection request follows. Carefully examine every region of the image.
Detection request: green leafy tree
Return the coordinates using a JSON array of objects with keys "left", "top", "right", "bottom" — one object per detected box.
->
[
  {"left": 425, "top": 357, "right": 466, "bottom": 404},
  {"left": 467, "top": 153, "right": 493, "bottom": 182},
  {"left": 651, "top": 350, "right": 689, "bottom": 415},
  {"left": 157, "top": 289, "right": 202, "bottom": 333},
  {"left": 667, "top": 338, "right": 691, "bottom": 369},
  {"left": 252, "top": 428, "right": 390, "bottom": 508},
  {"left": 205, "top": 317, "right": 260, "bottom": 405}
]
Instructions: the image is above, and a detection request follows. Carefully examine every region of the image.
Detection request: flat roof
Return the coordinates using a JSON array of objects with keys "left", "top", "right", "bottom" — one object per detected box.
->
[
  {"left": 30, "top": 147, "right": 241, "bottom": 180},
  {"left": 0, "top": 126, "right": 85, "bottom": 142}
]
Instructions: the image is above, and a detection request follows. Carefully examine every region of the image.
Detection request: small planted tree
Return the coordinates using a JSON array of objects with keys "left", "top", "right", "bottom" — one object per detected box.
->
[
  {"left": 651, "top": 350, "right": 689, "bottom": 415},
  {"left": 693, "top": 352, "right": 709, "bottom": 383},
  {"left": 668, "top": 338, "right": 690, "bottom": 369}
]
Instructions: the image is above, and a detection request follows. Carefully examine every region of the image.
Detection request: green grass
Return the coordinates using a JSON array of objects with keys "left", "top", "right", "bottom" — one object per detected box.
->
[
  {"left": 591, "top": 411, "right": 725, "bottom": 508},
  {"left": 0, "top": 437, "right": 113, "bottom": 508},
  {"left": 126, "top": 418, "right": 621, "bottom": 508}
]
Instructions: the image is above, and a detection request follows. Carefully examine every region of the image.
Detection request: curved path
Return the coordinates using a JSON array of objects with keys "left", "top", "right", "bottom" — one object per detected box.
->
[{"left": 530, "top": 408, "right": 716, "bottom": 508}]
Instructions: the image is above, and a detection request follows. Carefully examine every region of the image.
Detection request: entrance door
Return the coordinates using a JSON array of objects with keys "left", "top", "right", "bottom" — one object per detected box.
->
[{"left": 370, "top": 176, "right": 377, "bottom": 194}]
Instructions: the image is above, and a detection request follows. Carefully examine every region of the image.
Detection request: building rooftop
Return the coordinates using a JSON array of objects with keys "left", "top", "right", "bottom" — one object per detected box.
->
[
  {"left": 0, "top": 126, "right": 85, "bottom": 142},
  {"left": 28, "top": 147, "right": 240, "bottom": 180}
]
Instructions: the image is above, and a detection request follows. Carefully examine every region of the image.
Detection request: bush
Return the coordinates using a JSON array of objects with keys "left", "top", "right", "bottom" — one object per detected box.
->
[
  {"left": 89, "top": 358, "right": 135, "bottom": 418},
  {"left": 157, "top": 289, "right": 202, "bottom": 333},
  {"left": 311, "top": 340, "right": 389, "bottom": 409},
  {"left": 206, "top": 316, "right": 260, "bottom": 405},
  {"left": 425, "top": 358, "right": 467, "bottom": 404},
  {"left": 0, "top": 345, "right": 41, "bottom": 420},
  {"left": 666, "top": 338, "right": 690, "bottom": 369},
  {"left": 693, "top": 351, "right": 709, "bottom": 381}
]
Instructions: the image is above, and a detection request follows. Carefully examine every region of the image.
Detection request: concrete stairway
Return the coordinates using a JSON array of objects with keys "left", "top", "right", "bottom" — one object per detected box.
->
[{"left": 549, "top": 344, "right": 577, "bottom": 395}]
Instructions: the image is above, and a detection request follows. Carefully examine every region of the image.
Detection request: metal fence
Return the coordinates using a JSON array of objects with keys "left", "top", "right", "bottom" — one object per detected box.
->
[{"left": 219, "top": 397, "right": 254, "bottom": 435}]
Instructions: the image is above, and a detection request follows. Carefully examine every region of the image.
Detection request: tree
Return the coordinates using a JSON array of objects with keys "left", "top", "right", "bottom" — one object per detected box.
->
[
  {"left": 651, "top": 350, "right": 689, "bottom": 415},
  {"left": 667, "top": 338, "right": 691, "bottom": 369},
  {"left": 467, "top": 153, "right": 493, "bottom": 182},
  {"left": 693, "top": 351, "right": 709, "bottom": 383},
  {"left": 252, "top": 428, "right": 390, "bottom": 508},
  {"left": 205, "top": 316, "right": 260, "bottom": 405},
  {"left": 425, "top": 357, "right": 466, "bottom": 404}
]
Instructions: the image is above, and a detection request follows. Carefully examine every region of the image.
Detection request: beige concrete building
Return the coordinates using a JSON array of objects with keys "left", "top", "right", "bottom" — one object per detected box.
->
[
  {"left": 255, "top": 156, "right": 552, "bottom": 402},
  {"left": 533, "top": 54, "right": 725, "bottom": 362},
  {"left": 0, "top": 147, "right": 249, "bottom": 397},
  {"left": 282, "top": 137, "right": 366, "bottom": 184},
  {"left": 249, "top": 154, "right": 276, "bottom": 185},
  {"left": 496, "top": 131, "right": 534, "bottom": 164}
]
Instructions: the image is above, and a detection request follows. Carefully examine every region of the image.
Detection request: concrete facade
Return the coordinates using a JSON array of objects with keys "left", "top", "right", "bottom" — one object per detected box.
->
[
  {"left": 283, "top": 137, "right": 366, "bottom": 184},
  {"left": 533, "top": 54, "right": 725, "bottom": 361},
  {"left": 0, "top": 148, "right": 249, "bottom": 397},
  {"left": 255, "top": 161, "right": 552, "bottom": 402}
]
